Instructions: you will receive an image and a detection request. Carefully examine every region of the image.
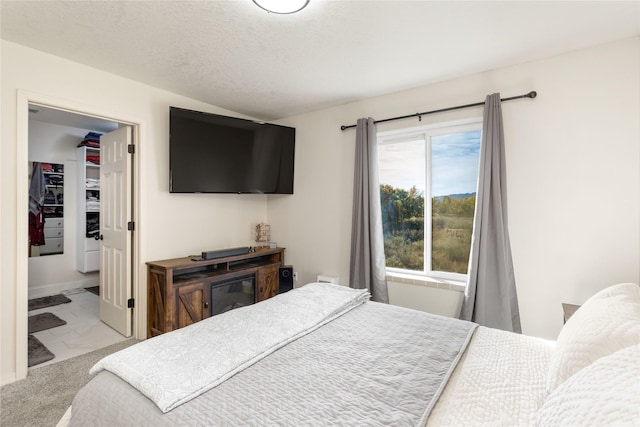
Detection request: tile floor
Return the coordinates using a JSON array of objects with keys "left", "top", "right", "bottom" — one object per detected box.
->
[{"left": 28, "top": 288, "right": 128, "bottom": 369}]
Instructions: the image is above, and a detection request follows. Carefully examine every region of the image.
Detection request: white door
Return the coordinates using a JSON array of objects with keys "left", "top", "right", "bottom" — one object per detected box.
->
[{"left": 100, "top": 126, "right": 133, "bottom": 337}]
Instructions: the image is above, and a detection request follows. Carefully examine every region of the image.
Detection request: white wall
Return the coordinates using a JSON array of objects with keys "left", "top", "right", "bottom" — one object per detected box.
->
[
  {"left": 387, "top": 281, "right": 463, "bottom": 318},
  {"left": 1, "top": 40, "right": 268, "bottom": 384},
  {"left": 269, "top": 37, "right": 640, "bottom": 340}
]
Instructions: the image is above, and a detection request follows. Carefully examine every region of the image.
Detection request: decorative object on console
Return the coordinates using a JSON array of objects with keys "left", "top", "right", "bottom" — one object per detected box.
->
[{"left": 255, "top": 222, "right": 270, "bottom": 248}]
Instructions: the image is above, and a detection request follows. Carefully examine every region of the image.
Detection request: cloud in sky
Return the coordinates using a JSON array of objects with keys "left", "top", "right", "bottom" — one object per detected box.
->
[
  {"left": 378, "top": 139, "right": 425, "bottom": 192},
  {"left": 378, "top": 130, "right": 480, "bottom": 197},
  {"left": 432, "top": 131, "right": 480, "bottom": 196}
]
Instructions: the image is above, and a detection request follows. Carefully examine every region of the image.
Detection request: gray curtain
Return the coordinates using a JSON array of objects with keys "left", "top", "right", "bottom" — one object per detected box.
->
[
  {"left": 349, "top": 118, "right": 389, "bottom": 303},
  {"left": 460, "top": 93, "right": 521, "bottom": 333}
]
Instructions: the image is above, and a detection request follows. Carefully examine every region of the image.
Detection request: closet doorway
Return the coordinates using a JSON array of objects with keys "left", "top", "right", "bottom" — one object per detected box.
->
[{"left": 25, "top": 104, "right": 135, "bottom": 369}]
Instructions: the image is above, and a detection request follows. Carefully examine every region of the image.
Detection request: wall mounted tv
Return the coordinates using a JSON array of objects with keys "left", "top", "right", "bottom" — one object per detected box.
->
[{"left": 169, "top": 107, "right": 295, "bottom": 194}]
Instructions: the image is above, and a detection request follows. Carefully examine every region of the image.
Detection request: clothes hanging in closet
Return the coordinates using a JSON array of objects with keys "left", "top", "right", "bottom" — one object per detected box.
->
[{"left": 28, "top": 162, "right": 46, "bottom": 246}]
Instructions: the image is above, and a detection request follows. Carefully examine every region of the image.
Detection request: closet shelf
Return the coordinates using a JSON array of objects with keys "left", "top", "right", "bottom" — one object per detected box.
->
[{"left": 77, "top": 145, "right": 100, "bottom": 273}]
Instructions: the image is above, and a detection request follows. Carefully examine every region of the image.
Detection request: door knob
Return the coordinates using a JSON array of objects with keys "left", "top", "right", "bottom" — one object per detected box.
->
[{"left": 94, "top": 234, "right": 104, "bottom": 240}]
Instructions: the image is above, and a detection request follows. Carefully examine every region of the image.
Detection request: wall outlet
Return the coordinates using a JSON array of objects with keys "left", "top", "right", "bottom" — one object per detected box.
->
[{"left": 292, "top": 271, "right": 298, "bottom": 281}]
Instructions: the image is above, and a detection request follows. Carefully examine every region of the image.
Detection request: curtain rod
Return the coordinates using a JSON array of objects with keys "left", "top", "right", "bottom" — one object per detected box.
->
[{"left": 340, "top": 90, "right": 537, "bottom": 131}]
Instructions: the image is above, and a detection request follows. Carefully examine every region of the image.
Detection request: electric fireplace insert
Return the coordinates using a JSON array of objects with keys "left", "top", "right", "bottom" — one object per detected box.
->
[{"left": 210, "top": 275, "right": 255, "bottom": 316}]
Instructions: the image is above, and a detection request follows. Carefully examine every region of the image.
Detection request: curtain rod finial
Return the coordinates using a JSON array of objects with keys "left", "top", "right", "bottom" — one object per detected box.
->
[{"left": 527, "top": 91, "right": 537, "bottom": 98}]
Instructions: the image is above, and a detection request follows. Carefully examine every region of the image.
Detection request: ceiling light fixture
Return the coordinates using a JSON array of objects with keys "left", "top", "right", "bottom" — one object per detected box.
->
[{"left": 252, "top": 0, "right": 309, "bottom": 14}]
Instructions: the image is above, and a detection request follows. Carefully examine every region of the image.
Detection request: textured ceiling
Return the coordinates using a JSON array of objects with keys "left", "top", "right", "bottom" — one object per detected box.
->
[{"left": 2, "top": 1, "right": 639, "bottom": 121}]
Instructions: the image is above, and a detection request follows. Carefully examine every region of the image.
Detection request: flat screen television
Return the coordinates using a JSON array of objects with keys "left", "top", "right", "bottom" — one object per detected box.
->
[{"left": 169, "top": 107, "right": 295, "bottom": 194}]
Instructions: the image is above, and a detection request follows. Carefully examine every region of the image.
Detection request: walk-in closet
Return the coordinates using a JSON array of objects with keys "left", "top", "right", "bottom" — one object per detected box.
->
[{"left": 27, "top": 105, "right": 127, "bottom": 368}]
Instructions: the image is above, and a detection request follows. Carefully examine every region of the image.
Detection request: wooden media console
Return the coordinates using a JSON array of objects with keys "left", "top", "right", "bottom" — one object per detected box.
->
[{"left": 147, "top": 247, "right": 285, "bottom": 338}]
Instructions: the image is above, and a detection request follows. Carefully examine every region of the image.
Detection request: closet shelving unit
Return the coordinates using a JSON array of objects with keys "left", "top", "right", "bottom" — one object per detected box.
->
[
  {"left": 76, "top": 146, "right": 100, "bottom": 273},
  {"left": 40, "top": 165, "right": 64, "bottom": 255}
]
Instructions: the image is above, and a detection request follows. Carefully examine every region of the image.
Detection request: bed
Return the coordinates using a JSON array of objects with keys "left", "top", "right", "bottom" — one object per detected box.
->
[{"left": 60, "top": 282, "right": 639, "bottom": 426}]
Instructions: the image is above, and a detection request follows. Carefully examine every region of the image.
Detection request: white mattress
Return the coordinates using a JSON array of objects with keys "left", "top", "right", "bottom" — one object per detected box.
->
[
  {"left": 61, "top": 309, "right": 554, "bottom": 427},
  {"left": 428, "top": 326, "right": 555, "bottom": 426},
  {"left": 59, "top": 282, "right": 640, "bottom": 426},
  {"left": 67, "top": 301, "right": 477, "bottom": 426}
]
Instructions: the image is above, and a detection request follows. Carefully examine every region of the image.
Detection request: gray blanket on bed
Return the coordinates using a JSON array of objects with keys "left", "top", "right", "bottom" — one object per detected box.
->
[
  {"left": 69, "top": 301, "right": 477, "bottom": 426},
  {"left": 90, "top": 283, "right": 371, "bottom": 413}
]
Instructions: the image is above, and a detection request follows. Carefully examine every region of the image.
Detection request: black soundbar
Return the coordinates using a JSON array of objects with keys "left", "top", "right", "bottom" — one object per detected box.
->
[{"left": 201, "top": 246, "right": 250, "bottom": 260}]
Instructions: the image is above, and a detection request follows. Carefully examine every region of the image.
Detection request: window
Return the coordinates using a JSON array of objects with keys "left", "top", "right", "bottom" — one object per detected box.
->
[{"left": 377, "top": 119, "right": 481, "bottom": 281}]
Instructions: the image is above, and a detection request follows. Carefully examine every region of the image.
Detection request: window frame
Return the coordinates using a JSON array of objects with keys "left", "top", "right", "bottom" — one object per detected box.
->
[{"left": 377, "top": 117, "right": 482, "bottom": 282}]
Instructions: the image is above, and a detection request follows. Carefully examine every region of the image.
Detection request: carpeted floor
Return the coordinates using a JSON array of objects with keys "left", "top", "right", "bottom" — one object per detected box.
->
[{"left": 0, "top": 338, "right": 138, "bottom": 427}]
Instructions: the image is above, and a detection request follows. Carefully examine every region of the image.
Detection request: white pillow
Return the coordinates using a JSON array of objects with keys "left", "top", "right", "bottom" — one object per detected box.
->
[
  {"left": 546, "top": 283, "right": 640, "bottom": 393},
  {"left": 538, "top": 344, "right": 640, "bottom": 426}
]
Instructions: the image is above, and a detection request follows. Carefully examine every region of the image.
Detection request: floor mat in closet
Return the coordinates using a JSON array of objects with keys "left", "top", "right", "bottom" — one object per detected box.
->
[
  {"left": 28, "top": 294, "right": 71, "bottom": 311},
  {"left": 84, "top": 286, "right": 99, "bottom": 296},
  {"left": 28, "top": 335, "right": 54, "bottom": 367},
  {"left": 28, "top": 312, "right": 67, "bottom": 334}
]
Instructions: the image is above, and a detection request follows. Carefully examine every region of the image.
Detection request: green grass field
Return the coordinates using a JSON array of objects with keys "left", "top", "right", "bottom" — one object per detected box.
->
[
  {"left": 431, "top": 214, "right": 473, "bottom": 274},
  {"left": 383, "top": 195, "right": 474, "bottom": 274}
]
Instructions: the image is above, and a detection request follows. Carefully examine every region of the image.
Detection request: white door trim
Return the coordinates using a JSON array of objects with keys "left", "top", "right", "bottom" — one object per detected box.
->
[{"left": 15, "top": 90, "right": 144, "bottom": 380}]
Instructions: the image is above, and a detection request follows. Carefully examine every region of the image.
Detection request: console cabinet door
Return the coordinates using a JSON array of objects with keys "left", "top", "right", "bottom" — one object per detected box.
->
[
  {"left": 176, "top": 283, "right": 209, "bottom": 328},
  {"left": 256, "top": 265, "right": 279, "bottom": 302},
  {"left": 147, "top": 268, "right": 167, "bottom": 337}
]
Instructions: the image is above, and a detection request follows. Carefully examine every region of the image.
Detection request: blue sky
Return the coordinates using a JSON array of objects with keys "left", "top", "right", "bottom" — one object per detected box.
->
[{"left": 378, "top": 130, "right": 480, "bottom": 197}]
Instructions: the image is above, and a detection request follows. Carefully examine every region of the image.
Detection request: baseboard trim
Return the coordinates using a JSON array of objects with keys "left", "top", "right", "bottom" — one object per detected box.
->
[
  {"left": 1, "top": 372, "right": 17, "bottom": 386},
  {"left": 28, "top": 277, "right": 99, "bottom": 300}
]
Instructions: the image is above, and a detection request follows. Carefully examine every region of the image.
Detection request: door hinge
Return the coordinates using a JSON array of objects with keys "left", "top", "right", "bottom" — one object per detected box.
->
[
  {"left": 127, "top": 298, "right": 135, "bottom": 308},
  {"left": 128, "top": 144, "right": 135, "bottom": 154},
  {"left": 127, "top": 221, "right": 135, "bottom": 231}
]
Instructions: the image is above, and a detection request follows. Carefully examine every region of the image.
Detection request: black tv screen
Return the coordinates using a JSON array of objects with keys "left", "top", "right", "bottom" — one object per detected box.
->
[{"left": 169, "top": 107, "right": 295, "bottom": 194}]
